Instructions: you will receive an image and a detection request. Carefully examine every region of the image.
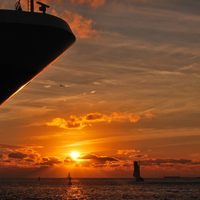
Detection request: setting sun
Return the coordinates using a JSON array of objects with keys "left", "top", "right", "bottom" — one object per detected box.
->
[{"left": 70, "top": 152, "right": 80, "bottom": 160}]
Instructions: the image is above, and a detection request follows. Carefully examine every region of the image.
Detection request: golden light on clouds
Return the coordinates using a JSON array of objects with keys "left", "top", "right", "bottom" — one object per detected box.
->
[
  {"left": 1, "top": 0, "right": 200, "bottom": 179},
  {"left": 46, "top": 112, "right": 143, "bottom": 130},
  {"left": 62, "top": 11, "right": 99, "bottom": 39}
]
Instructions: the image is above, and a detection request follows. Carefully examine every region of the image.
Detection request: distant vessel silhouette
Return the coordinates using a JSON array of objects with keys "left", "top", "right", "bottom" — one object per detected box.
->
[
  {"left": 133, "top": 161, "right": 144, "bottom": 181},
  {"left": 0, "top": 0, "right": 75, "bottom": 105},
  {"left": 68, "top": 172, "right": 72, "bottom": 185}
]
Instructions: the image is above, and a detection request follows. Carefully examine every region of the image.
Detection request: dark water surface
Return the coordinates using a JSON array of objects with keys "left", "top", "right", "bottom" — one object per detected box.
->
[{"left": 0, "top": 178, "right": 199, "bottom": 199}]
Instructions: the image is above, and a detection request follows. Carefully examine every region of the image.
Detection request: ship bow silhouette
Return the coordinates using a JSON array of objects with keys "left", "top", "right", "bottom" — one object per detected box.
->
[{"left": 0, "top": 6, "right": 75, "bottom": 104}]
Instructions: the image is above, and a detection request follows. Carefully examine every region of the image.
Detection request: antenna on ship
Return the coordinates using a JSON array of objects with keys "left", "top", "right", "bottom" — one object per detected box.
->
[
  {"left": 27, "top": 0, "right": 50, "bottom": 13},
  {"left": 37, "top": 1, "right": 50, "bottom": 13}
]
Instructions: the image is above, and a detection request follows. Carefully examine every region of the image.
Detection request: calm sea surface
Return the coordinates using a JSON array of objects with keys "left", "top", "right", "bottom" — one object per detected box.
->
[{"left": 0, "top": 178, "right": 199, "bottom": 200}]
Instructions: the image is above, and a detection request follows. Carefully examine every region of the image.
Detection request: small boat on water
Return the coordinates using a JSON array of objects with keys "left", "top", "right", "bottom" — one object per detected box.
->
[
  {"left": 133, "top": 161, "right": 144, "bottom": 182},
  {"left": 68, "top": 172, "right": 72, "bottom": 185},
  {"left": 0, "top": 0, "right": 75, "bottom": 105}
]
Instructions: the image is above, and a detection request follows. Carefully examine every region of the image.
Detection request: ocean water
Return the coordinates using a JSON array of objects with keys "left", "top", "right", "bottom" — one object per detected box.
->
[{"left": 0, "top": 178, "right": 199, "bottom": 200}]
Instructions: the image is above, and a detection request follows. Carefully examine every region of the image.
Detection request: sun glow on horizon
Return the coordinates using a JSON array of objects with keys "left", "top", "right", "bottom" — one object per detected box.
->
[{"left": 70, "top": 152, "right": 80, "bottom": 160}]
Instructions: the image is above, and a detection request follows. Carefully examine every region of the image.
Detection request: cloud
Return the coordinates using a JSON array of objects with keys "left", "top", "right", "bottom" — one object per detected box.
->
[
  {"left": 0, "top": 144, "right": 24, "bottom": 151},
  {"left": 31, "top": 134, "right": 62, "bottom": 140},
  {"left": 117, "top": 149, "right": 140, "bottom": 155},
  {"left": 80, "top": 153, "right": 117, "bottom": 165},
  {"left": 143, "top": 158, "right": 193, "bottom": 166},
  {"left": 129, "top": 154, "right": 148, "bottom": 159},
  {"left": 40, "top": 156, "right": 62, "bottom": 166},
  {"left": 63, "top": 153, "right": 118, "bottom": 168},
  {"left": 46, "top": 112, "right": 142, "bottom": 129},
  {"left": 0, "top": 144, "right": 43, "bottom": 154},
  {"left": 46, "top": 116, "right": 86, "bottom": 129},
  {"left": 0, "top": 144, "right": 43, "bottom": 168},
  {"left": 145, "top": 112, "right": 155, "bottom": 119},
  {"left": 8, "top": 152, "right": 27, "bottom": 159},
  {"left": 64, "top": 156, "right": 77, "bottom": 163},
  {"left": 85, "top": 112, "right": 110, "bottom": 122},
  {"left": 61, "top": 10, "right": 99, "bottom": 38},
  {"left": 111, "top": 112, "right": 141, "bottom": 122},
  {"left": 25, "top": 159, "right": 35, "bottom": 162}
]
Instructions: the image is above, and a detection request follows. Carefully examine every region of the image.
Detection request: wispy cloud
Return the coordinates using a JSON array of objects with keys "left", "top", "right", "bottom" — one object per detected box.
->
[
  {"left": 0, "top": 144, "right": 43, "bottom": 151},
  {"left": 31, "top": 133, "right": 63, "bottom": 140},
  {"left": 117, "top": 149, "right": 140, "bottom": 155}
]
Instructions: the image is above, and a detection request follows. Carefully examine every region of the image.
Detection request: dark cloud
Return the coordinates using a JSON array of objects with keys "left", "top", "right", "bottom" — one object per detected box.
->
[
  {"left": 40, "top": 156, "right": 62, "bottom": 166},
  {"left": 191, "top": 161, "right": 200, "bottom": 165},
  {"left": 80, "top": 153, "right": 117, "bottom": 164},
  {"left": 86, "top": 113, "right": 104, "bottom": 120},
  {"left": 25, "top": 159, "right": 35, "bottom": 162},
  {"left": 8, "top": 152, "right": 27, "bottom": 159},
  {"left": 3, "top": 160, "right": 11, "bottom": 163}
]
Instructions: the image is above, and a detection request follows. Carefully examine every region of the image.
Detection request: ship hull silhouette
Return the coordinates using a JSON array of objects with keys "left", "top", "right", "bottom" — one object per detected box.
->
[{"left": 0, "top": 9, "right": 75, "bottom": 104}]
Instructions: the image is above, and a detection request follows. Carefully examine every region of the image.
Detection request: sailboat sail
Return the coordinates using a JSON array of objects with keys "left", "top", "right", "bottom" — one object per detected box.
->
[
  {"left": 133, "top": 161, "right": 144, "bottom": 181},
  {"left": 133, "top": 161, "right": 141, "bottom": 178}
]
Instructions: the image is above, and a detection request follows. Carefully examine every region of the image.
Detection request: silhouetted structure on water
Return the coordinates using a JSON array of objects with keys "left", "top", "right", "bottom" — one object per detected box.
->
[{"left": 133, "top": 161, "right": 144, "bottom": 182}]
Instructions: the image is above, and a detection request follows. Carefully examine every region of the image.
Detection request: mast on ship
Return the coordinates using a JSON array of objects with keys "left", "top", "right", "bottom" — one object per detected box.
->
[
  {"left": 133, "top": 160, "right": 144, "bottom": 181},
  {"left": 28, "top": 0, "right": 34, "bottom": 12}
]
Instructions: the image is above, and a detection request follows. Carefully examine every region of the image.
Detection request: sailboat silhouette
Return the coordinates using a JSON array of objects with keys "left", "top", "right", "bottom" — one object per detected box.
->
[
  {"left": 68, "top": 172, "right": 72, "bottom": 185},
  {"left": 133, "top": 161, "right": 144, "bottom": 181}
]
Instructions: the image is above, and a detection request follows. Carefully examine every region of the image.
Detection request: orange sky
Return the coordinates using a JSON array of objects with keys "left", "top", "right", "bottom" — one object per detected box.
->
[{"left": 0, "top": 0, "right": 200, "bottom": 178}]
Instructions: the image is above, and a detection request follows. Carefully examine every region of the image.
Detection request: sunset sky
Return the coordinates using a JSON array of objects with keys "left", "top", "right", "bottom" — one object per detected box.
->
[{"left": 0, "top": 0, "right": 200, "bottom": 178}]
